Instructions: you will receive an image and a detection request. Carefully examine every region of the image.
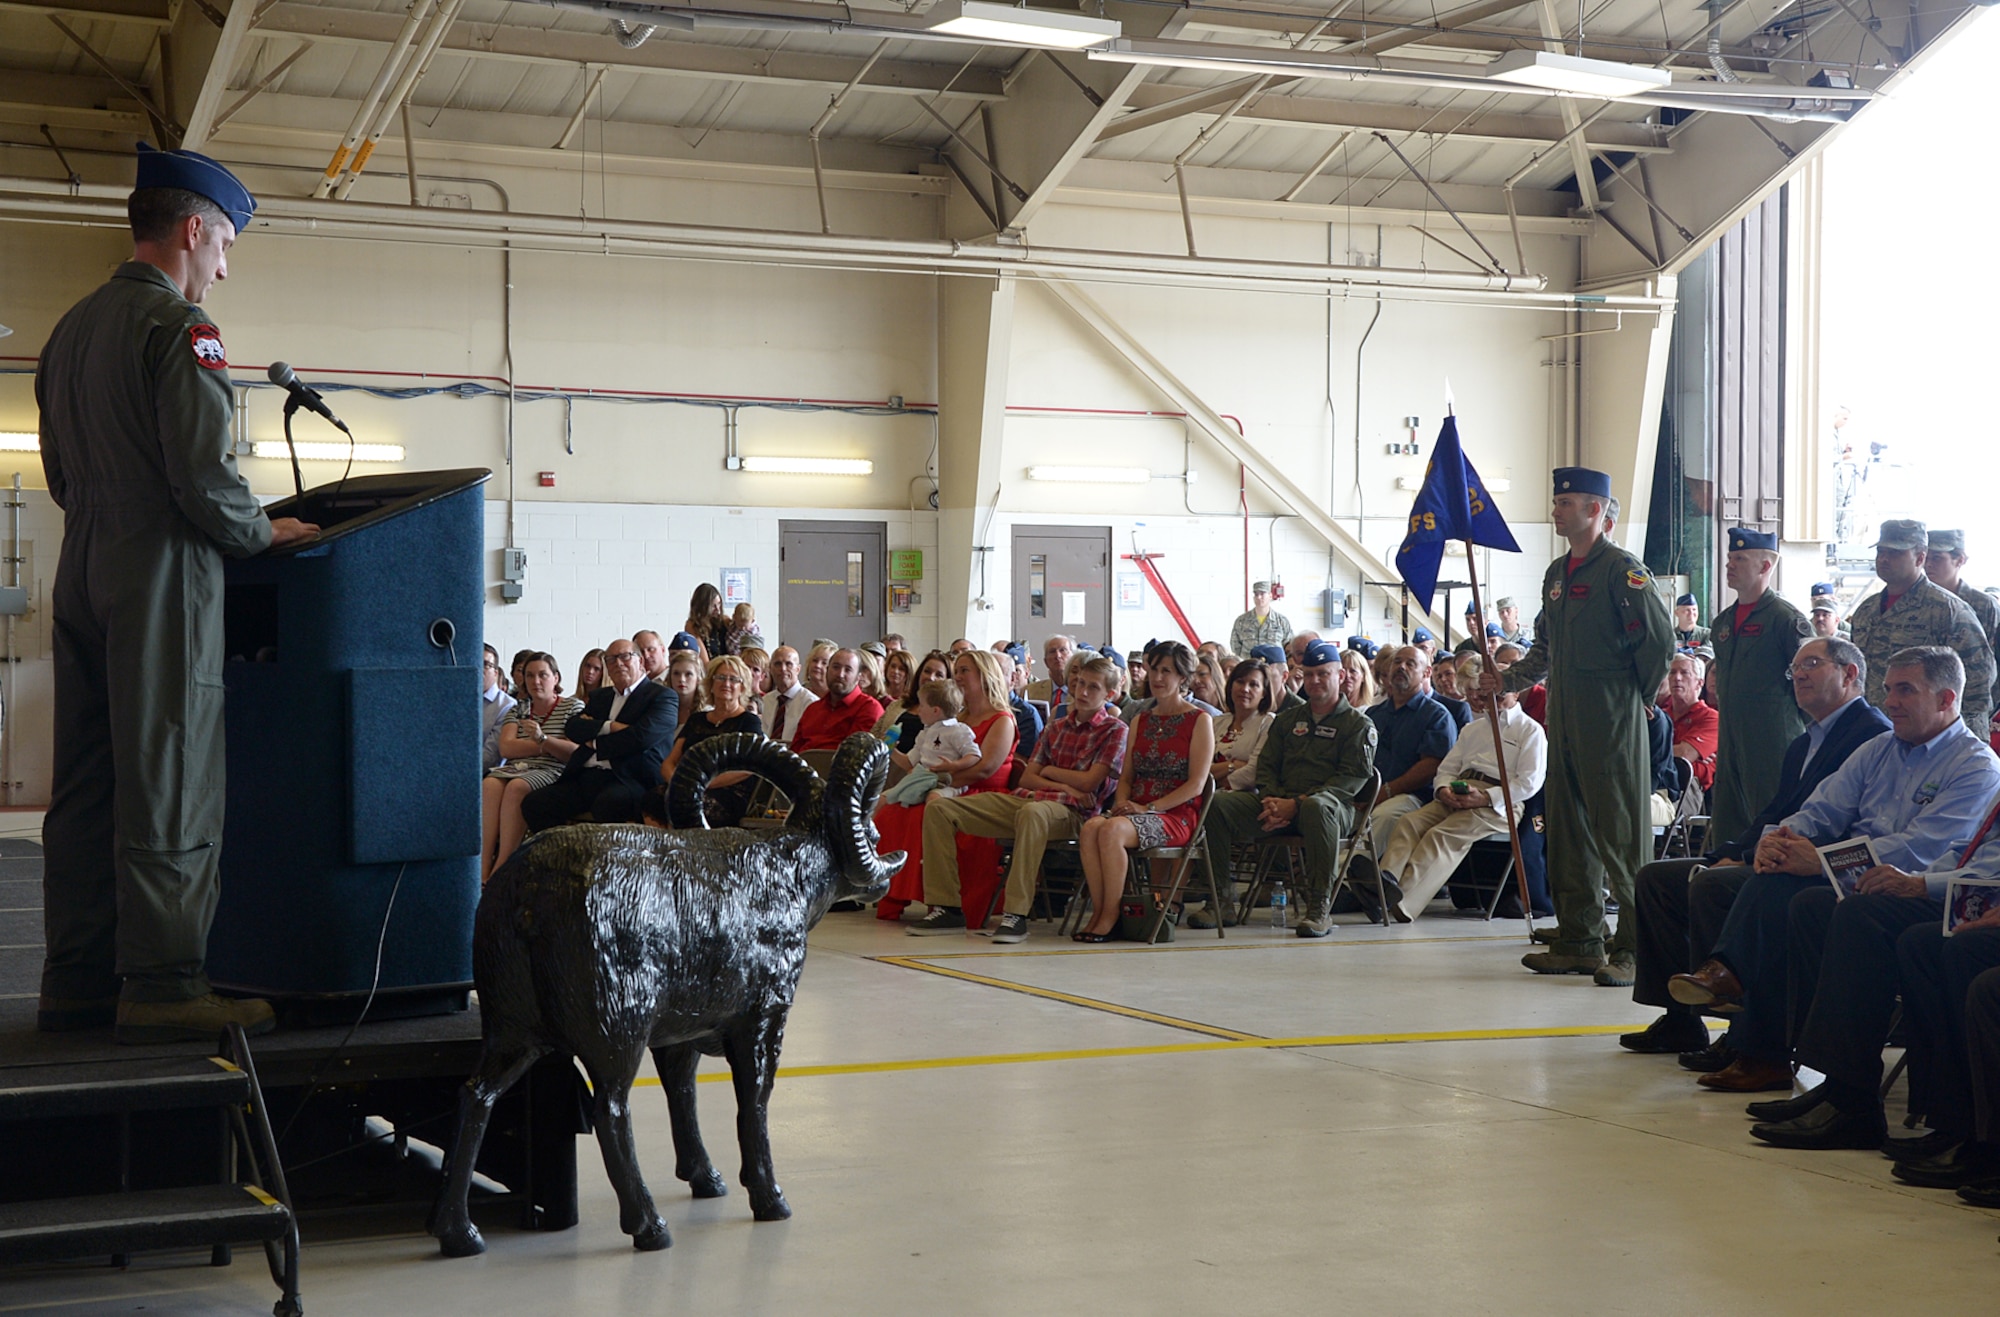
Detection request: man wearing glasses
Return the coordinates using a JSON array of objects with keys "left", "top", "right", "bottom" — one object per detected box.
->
[
  {"left": 481, "top": 644, "right": 517, "bottom": 771},
  {"left": 520, "top": 638, "right": 678, "bottom": 830}
]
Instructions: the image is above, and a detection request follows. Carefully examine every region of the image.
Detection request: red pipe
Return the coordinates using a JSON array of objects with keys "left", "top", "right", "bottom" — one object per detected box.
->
[{"left": 1123, "top": 552, "right": 1202, "bottom": 649}]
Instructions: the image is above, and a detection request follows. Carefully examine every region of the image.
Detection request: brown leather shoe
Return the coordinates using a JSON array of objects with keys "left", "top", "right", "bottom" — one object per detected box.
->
[
  {"left": 1696, "top": 1057, "right": 1795, "bottom": 1092},
  {"left": 1668, "top": 959, "right": 1745, "bottom": 1012}
]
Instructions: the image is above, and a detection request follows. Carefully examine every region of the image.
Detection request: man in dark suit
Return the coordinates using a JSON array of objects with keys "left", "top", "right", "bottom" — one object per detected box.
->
[
  {"left": 521, "top": 637, "right": 678, "bottom": 829},
  {"left": 1620, "top": 636, "right": 1891, "bottom": 1058}
]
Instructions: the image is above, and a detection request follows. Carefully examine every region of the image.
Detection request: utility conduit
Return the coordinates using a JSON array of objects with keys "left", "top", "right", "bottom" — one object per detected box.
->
[{"left": 315, "top": 0, "right": 436, "bottom": 198}]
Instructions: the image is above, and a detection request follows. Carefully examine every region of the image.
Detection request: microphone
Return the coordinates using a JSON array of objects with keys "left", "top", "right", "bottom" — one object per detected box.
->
[{"left": 267, "top": 361, "right": 348, "bottom": 431}]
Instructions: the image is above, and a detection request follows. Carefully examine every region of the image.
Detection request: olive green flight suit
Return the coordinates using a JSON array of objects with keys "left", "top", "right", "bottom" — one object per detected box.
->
[
  {"left": 1203, "top": 695, "right": 1376, "bottom": 917},
  {"left": 1504, "top": 538, "right": 1674, "bottom": 959},
  {"left": 35, "top": 261, "right": 273, "bottom": 1004},
  {"left": 1706, "top": 592, "right": 1810, "bottom": 842}
]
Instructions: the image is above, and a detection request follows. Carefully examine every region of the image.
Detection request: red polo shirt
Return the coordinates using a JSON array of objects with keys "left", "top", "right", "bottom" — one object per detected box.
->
[{"left": 791, "top": 686, "right": 885, "bottom": 752}]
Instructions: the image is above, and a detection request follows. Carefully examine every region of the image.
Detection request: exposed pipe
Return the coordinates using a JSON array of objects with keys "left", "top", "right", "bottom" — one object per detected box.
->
[
  {"left": 333, "top": 0, "right": 466, "bottom": 199},
  {"left": 808, "top": 39, "right": 889, "bottom": 236},
  {"left": 610, "top": 17, "right": 655, "bottom": 46},
  {"left": 315, "top": 0, "right": 433, "bottom": 198},
  {"left": 3, "top": 472, "right": 17, "bottom": 805}
]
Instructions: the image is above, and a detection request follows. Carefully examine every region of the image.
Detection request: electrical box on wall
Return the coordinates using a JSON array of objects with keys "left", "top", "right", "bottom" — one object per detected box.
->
[{"left": 1322, "top": 588, "right": 1348, "bottom": 628}]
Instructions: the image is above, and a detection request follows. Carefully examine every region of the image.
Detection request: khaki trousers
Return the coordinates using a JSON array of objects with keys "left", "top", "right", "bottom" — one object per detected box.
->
[
  {"left": 1377, "top": 799, "right": 1515, "bottom": 919},
  {"left": 923, "top": 794, "right": 1082, "bottom": 917}
]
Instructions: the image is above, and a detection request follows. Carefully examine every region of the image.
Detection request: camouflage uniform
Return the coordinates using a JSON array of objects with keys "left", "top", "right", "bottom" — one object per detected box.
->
[
  {"left": 1849, "top": 576, "right": 1994, "bottom": 735},
  {"left": 1950, "top": 579, "right": 2000, "bottom": 710},
  {"left": 1229, "top": 609, "right": 1294, "bottom": 658}
]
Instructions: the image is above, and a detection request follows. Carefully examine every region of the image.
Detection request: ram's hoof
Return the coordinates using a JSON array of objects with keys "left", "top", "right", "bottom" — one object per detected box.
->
[
  {"left": 633, "top": 1221, "right": 673, "bottom": 1251},
  {"left": 436, "top": 1224, "right": 487, "bottom": 1258},
  {"left": 688, "top": 1168, "right": 728, "bottom": 1199}
]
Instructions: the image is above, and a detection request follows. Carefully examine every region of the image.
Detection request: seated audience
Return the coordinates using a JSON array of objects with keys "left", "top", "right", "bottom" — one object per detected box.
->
[
  {"left": 480, "top": 643, "right": 515, "bottom": 772},
  {"left": 520, "top": 638, "right": 678, "bottom": 829},
  {"left": 912, "top": 654, "right": 1129, "bottom": 944},
  {"left": 1666, "top": 647, "right": 2000, "bottom": 1092},
  {"left": 1002, "top": 645, "right": 1045, "bottom": 760},
  {"left": 1075, "top": 643, "right": 1214, "bottom": 941},
  {"left": 948, "top": 638, "right": 977, "bottom": 657},
  {"left": 874, "top": 649, "right": 1017, "bottom": 921},
  {"left": 792, "top": 647, "right": 886, "bottom": 752},
  {"left": 889, "top": 650, "right": 952, "bottom": 751},
  {"left": 804, "top": 640, "right": 838, "bottom": 697},
  {"left": 1621, "top": 637, "right": 1889, "bottom": 1059},
  {"left": 652, "top": 655, "right": 763, "bottom": 826},
  {"left": 856, "top": 647, "right": 888, "bottom": 706},
  {"left": 575, "top": 646, "right": 610, "bottom": 698},
  {"left": 737, "top": 645, "right": 769, "bottom": 698},
  {"left": 878, "top": 678, "right": 981, "bottom": 806},
  {"left": 1352, "top": 646, "right": 1457, "bottom": 904},
  {"left": 665, "top": 648, "right": 704, "bottom": 736},
  {"left": 481, "top": 652, "right": 581, "bottom": 880},
  {"left": 508, "top": 648, "right": 536, "bottom": 701},
  {"left": 1188, "top": 650, "right": 1229, "bottom": 711},
  {"left": 1430, "top": 655, "right": 1474, "bottom": 730},
  {"left": 633, "top": 630, "right": 670, "bottom": 685},
  {"left": 683, "top": 582, "right": 731, "bottom": 660},
  {"left": 1662, "top": 652, "right": 1720, "bottom": 790},
  {"left": 882, "top": 632, "right": 907, "bottom": 653},
  {"left": 1202, "top": 640, "right": 1377, "bottom": 938},
  {"left": 1212, "top": 657, "right": 1277, "bottom": 791},
  {"left": 760, "top": 645, "right": 818, "bottom": 745},
  {"left": 1339, "top": 647, "right": 1376, "bottom": 710},
  {"left": 1873, "top": 912, "right": 2000, "bottom": 1197},
  {"left": 726, "top": 601, "right": 763, "bottom": 654},
  {"left": 873, "top": 647, "right": 917, "bottom": 738},
  {"left": 1376, "top": 655, "right": 1546, "bottom": 921}
]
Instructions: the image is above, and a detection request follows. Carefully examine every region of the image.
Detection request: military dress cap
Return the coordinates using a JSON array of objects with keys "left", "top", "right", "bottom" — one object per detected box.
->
[
  {"left": 669, "top": 631, "right": 701, "bottom": 652},
  {"left": 1810, "top": 596, "right": 1836, "bottom": 614},
  {"left": 1249, "top": 643, "right": 1286, "bottom": 665},
  {"left": 1674, "top": 593, "right": 1697, "bottom": 608},
  {"left": 1251, "top": 580, "right": 1273, "bottom": 593},
  {"left": 1552, "top": 467, "right": 1612, "bottom": 498},
  {"left": 1727, "top": 527, "right": 1778, "bottom": 552},
  {"left": 1930, "top": 528, "right": 1967, "bottom": 556},
  {"left": 1811, "top": 582, "right": 1836, "bottom": 600},
  {"left": 1411, "top": 626, "right": 1434, "bottom": 644},
  {"left": 134, "top": 142, "right": 256, "bottom": 233},
  {"left": 1002, "top": 641, "right": 1026, "bottom": 664},
  {"left": 1485, "top": 622, "right": 1504, "bottom": 637},
  {"left": 1101, "top": 649, "right": 1125, "bottom": 669},
  {"left": 1302, "top": 639, "right": 1342, "bottom": 667},
  {"left": 1874, "top": 518, "right": 1928, "bottom": 552},
  {"left": 1494, "top": 596, "right": 1516, "bottom": 611},
  {"left": 1348, "top": 638, "right": 1379, "bottom": 659},
  {"left": 860, "top": 640, "right": 888, "bottom": 658}
]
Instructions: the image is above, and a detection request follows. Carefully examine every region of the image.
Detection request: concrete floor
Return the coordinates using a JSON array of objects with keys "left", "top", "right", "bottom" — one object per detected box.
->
[{"left": 3, "top": 906, "right": 1995, "bottom": 1314}]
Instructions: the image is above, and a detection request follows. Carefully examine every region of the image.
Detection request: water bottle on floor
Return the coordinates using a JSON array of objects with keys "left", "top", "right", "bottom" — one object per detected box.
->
[{"left": 1270, "top": 881, "right": 1287, "bottom": 930}]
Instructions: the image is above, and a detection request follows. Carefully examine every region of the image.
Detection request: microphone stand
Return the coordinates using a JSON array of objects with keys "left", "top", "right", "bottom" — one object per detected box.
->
[{"left": 280, "top": 396, "right": 308, "bottom": 504}]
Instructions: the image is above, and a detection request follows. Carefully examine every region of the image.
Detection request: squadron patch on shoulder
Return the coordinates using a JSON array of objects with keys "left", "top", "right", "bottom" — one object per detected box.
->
[
  {"left": 188, "top": 324, "right": 228, "bottom": 370},
  {"left": 1626, "top": 568, "right": 1649, "bottom": 590}
]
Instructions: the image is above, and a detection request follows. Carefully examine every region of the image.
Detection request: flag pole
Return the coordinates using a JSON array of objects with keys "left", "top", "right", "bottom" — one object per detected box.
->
[{"left": 1461, "top": 540, "right": 1538, "bottom": 942}]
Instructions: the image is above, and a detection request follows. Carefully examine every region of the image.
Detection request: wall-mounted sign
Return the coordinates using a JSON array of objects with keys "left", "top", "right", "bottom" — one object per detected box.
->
[{"left": 889, "top": 549, "right": 924, "bottom": 581}]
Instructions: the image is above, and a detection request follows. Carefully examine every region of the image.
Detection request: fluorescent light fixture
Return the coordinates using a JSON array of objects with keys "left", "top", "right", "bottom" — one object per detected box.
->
[
  {"left": 737, "top": 456, "right": 873, "bottom": 475},
  {"left": 0, "top": 432, "right": 38, "bottom": 451},
  {"left": 251, "top": 440, "right": 406, "bottom": 462},
  {"left": 924, "top": 1, "right": 1119, "bottom": 50},
  {"left": 1027, "top": 465, "right": 1150, "bottom": 484},
  {"left": 1484, "top": 50, "right": 1670, "bottom": 97}
]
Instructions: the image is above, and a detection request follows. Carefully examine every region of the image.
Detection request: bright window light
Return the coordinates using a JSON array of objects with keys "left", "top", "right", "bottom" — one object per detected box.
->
[
  {"left": 1484, "top": 50, "right": 1671, "bottom": 98},
  {"left": 1028, "top": 465, "right": 1150, "bottom": 484},
  {"left": 924, "top": 1, "right": 1120, "bottom": 50},
  {"left": 251, "top": 440, "right": 406, "bottom": 462},
  {"left": 738, "top": 456, "right": 873, "bottom": 475},
  {"left": 0, "top": 432, "right": 38, "bottom": 452}
]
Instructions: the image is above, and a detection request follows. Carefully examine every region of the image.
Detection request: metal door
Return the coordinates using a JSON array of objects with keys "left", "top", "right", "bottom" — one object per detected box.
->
[
  {"left": 779, "top": 520, "right": 886, "bottom": 650},
  {"left": 1012, "top": 525, "right": 1111, "bottom": 651}
]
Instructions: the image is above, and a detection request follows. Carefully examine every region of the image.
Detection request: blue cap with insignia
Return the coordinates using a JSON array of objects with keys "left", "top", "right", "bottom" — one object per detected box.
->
[
  {"left": 134, "top": 142, "right": 256, "bottom": 234},
  {"left": 1302, "top": 639, "right": 1341, "bottom": 667},
  {"left": 1410, "top": 626, "right": 1434, "bottom": 644},
  {"left": 1101, "top": 648, "right": 1125, "bottom": 669},
  {"left": 1485, "top": 622, "right": 1504, "bottom": 637},
  {"left": 1728, "top": 527, "right": 1778, "bottom": 552},
  {"left": 1674, "top": 593, "right": 1697, "bottom": 608},
  {"left": 1249, "top": 643, "right": 1285, "bottom": 665},
  {"left": 669, "top": 631, "right": 701, "bottom": 652},
  {"left": 1003, "top": 642, "right": 1026, "bottom": 664},
  {"left": 1552, "top": 466, "right": 1612, "bottom": 498},
  {"left": 1874, "top": 518, "right": 1928, "bottom": 552}
]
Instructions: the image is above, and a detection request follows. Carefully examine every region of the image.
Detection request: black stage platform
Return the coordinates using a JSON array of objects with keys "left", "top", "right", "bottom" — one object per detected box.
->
[{"left": 0, "top": 840, "right": 583, "bottom": 1241}]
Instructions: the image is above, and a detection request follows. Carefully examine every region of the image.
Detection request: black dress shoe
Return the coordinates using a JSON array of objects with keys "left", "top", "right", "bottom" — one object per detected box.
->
[
  {"left": 1750, "top": 1100, "right": 1887, "bottom": 1150},
  {"left": 1747, "top": 1086, "right": 1827, "bottom": 1123},
  {"left": 1956, "top": 1176, "right": 2000, "bottom": 1208},
  {"left": 1619, "top": 1014, "right": 1711, "bottom": 1055},
  {"left": 1882, "top": 1128, "right": 1962, "bottom": 1163},
  {"left": 1891, "top": 1142, "right": 2000, "bottom": 1189},
  {"left": 1677, "top": 1040, "right": 1737, "bottom": 1073}
]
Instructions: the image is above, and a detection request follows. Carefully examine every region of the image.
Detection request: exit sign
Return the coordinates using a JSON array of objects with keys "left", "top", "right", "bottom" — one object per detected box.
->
[{"left": 889, "top": 549, "right": 924, "bottom": 581}]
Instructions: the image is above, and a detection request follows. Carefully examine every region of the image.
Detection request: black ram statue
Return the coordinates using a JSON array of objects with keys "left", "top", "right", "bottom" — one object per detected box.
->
[{"left": 429, "top": 732, "right": 902, "bottom": 1257}]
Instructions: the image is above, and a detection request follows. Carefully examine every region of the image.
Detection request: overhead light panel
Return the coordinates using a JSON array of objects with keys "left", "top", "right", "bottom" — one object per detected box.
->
[
  {"left": 1027, "top": 465, "right": 1150, "bottom": 484},
  {"left": 923, "top": 1, "right": 1120, "bottom": 50},
  {"left": 737, "top": 456, "right": 873, "bottom": 475},
  {"left": 252, "top": 440, "right": 406, "bottom": 462},
  {"left": 0, "top": 432, "right": 37, "bottom": 452},
  {"left": 1483, "top": 50, "right": 1671, "bottom": 97}
]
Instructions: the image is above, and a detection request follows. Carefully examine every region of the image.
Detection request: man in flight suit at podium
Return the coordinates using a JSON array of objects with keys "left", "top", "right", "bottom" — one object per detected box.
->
[{"left": 34, "top": 145, "right": 319, "bottom": 1043}]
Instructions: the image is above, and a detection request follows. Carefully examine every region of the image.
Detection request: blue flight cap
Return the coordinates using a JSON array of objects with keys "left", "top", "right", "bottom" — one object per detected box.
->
[
  {"left": 1411, "top": 626, "right": 1434, "bottom": 644},
  {"left": 1673, "top": 594, "right": 1697, "bottom": 609},
  {"left": 1249, "top": 643, "right": 1286, "bottom": 665},
  {"left": 1728, "top": 527, "right": 1778, "bottom": 552},
  {"left": 1810, "top": 582, "right": 1836, "bottom": 601},
  {"left": 1485, "top": 622, "right": 1504, "bottom": 637},
  {"left": 1302, "top": 639, "right": 1341, "bottom": 667},
  {"left": 1101, "top": 649, "right": 1125, "bottom": 669},
  {"left": 1349, "top": 638, "right": 1378, "bottom": 660},
  {"left": 1003, "top": 642, "right": 1026, "bottom": 664},
  {"left": 134, "top": 142, "right": 256, "bottom": 233},
  {"left": 668, "top": 631, "right": 701, "bottom": 652},
  {"left": 1552, "top": 467, "right": 1612, "bottom": 499}
]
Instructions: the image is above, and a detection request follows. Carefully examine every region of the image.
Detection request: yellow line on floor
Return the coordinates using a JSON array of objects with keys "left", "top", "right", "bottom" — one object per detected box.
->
[
  {"left": 634, "top": 1023, "right": 1645, "bottom": 1087},
  {"left": 872, "top": 954, "right": 1260, "bottom": 1040}
]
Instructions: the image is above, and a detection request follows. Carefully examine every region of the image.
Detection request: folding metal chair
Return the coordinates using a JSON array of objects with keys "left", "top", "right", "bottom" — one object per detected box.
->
[
  {"left": 1138, "top": 778, "right": 1225, "bottom": 944},
  {"left": 1237, "top": 769, "right": 1383, "bottom": 925}
]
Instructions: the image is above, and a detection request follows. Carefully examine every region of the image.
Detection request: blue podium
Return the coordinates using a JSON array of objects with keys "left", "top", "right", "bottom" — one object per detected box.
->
[{"left": 209, "top": 469, "right": 490, "bottom": 1020}]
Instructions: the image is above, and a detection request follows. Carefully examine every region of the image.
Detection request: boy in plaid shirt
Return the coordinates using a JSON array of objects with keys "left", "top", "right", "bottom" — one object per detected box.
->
[{"left": 911, "top": 655, "right": 1128, "bottom": 944}]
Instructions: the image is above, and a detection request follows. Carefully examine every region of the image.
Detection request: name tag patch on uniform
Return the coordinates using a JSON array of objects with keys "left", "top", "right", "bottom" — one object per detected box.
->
[
  {"left": 1313, "top": 725, "right": 1343, "bottom": 738},
  {"left": 1739, "top": 622, "right": 1763, "bottom": 637},
  {"left": 1568, "top": 583, "right": 1591, "bottom": 599},
  {"left": 188, "top": 325, "right": 227, "bottom": 369}
]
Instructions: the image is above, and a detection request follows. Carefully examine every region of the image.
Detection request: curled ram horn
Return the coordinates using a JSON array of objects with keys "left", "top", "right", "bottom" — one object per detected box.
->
[
  {"left": 668, "top": 733, "right": 821, "bottom": 832},
  {"left": 825, "top": 733, "right": 904, "bottom": 896}
]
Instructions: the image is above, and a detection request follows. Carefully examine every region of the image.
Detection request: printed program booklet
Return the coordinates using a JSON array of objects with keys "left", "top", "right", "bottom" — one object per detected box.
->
[
  {"left": 1945, "top": 877, "right": 2000, "bottom": 936},
  {"left": 1817, "top": 837, "right": 1878, "bottom": 900}
]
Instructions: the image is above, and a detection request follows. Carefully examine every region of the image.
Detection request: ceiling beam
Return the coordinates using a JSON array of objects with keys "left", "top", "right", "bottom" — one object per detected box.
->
[
  {"left": 255, "top": 2, "right": 1007, "bottom": 100},
  {"left": 176, "top": 0, "right": 260, "bottom": 151},
  {"left": 1117, "top": 83, "right": 1671, "bottom": 153}
]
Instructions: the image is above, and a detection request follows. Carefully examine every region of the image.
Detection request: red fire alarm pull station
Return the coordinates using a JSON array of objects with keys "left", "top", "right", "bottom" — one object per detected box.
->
[{"left": 538, "top": 471, "right": 556, "bottom": 487}]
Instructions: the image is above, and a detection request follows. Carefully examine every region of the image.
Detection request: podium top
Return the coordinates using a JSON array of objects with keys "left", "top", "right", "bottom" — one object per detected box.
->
[{"left": 262, "top": 469, "right": 490, "bottom": 556}]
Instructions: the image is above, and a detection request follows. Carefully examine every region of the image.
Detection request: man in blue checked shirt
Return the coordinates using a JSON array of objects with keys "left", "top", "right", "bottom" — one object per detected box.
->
[{"left": 1666, "top": 645, "right": 2000, "bottom": 1093}]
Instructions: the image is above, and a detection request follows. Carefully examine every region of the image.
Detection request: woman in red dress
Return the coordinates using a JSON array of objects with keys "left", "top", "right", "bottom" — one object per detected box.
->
[
  {"left": 1074, "top": 642, "right": 1214, "bottom": 941},
  {"left": 874, "top": 649, "right": 1016, "bottom": 922}
]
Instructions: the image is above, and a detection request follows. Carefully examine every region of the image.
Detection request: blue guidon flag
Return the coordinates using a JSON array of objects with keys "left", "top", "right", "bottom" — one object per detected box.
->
[{"left": 1396, "top": 414, "right": 1521, "bottom": 616}]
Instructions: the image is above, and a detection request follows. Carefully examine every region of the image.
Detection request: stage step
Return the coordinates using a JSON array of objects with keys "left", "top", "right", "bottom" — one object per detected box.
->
[
  {"left": 0, "top": 1182, "right": 290, "bottom": 1266},
  {"left": 0, "top": 1056, "right": 250, "bottom": 1122}
]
